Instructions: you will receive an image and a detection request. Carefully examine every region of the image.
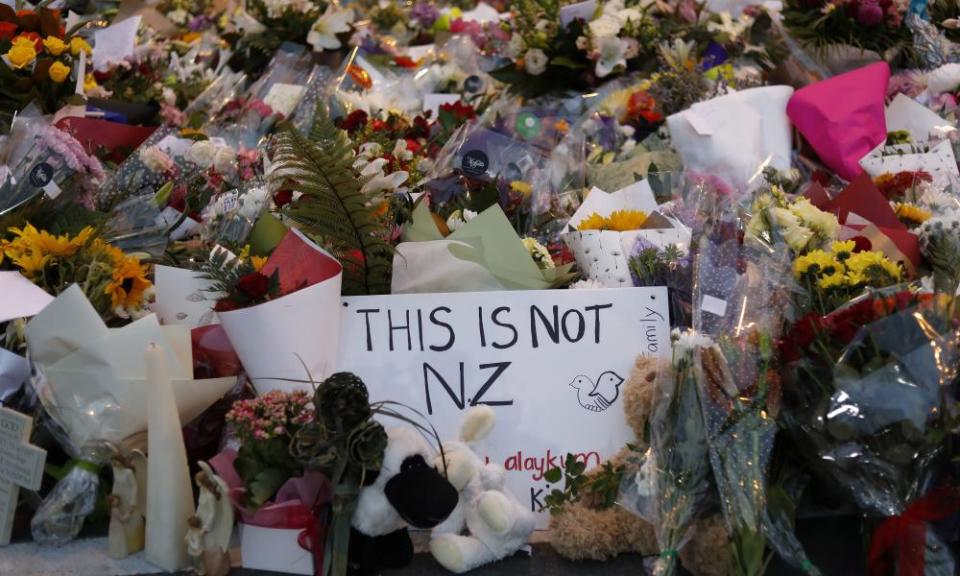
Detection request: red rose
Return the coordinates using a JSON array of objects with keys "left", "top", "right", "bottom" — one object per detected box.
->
[
  {"left": 393, "top": 55, "right": 417, "bottom": 68},
  {"left": 273, "top": 189, "right": 293, "bottom": 208},
  {"left": 213, "top": 299, "right": 240, "bottom": 312},
  {"left": 337, "top": 109, "right": 368, "bottom": 132},
  {"left": 0, "top": 22, "right": 17, "bottom": 40},
  {"left": 440, "top": 100, "right": 476, "bottom": 122},
  {"left": 236, "top": 272, "right": 270, "bottom": 300},
  {"left": 405, "top": 139, "right": 421, "bottom": 155},
  {"left": 851, "top": 236, "right": 872, "bottom": 253}
]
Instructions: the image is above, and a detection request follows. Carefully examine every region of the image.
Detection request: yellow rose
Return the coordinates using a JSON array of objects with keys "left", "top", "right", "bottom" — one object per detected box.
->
[
  {"left": 69, "top": 37, "right": 92, "bottom": 56},
  {"left": 84, "top": 73, "right": 97, "bottom": 92},
  {"left": 48, "top": 61, "right": 71, "bottom": 83},
  {"left": 6, "top": 44, "right": 37, "bottom": 70},
  {"left": 43, "top": 36, "right": 68, "bottom": 56}
]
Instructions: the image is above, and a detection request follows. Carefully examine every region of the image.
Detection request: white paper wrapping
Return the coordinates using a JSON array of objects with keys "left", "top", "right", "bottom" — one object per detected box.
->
[
  {"left": 563, "top": 228, "right": 691, "bottom": 288},
  {"left": 667, "top": 85, "right": 794, "bottom": 190},
  {"left": 240, "top": 525, "right": 314, "bottom": 575}
]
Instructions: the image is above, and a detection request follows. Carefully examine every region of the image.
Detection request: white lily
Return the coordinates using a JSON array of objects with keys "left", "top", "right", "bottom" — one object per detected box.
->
[
  {"left": 308, "top": 8, "right": 354, "bottom": 51},
  {"left": 232, "top": 7, "right": 267, "bottom": 35}
]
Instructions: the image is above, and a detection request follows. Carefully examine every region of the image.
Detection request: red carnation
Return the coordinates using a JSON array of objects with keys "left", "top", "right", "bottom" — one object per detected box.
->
[
  {"left": 236, "top": 272, "right": 270, "bottom": 300},
  {"left": 273, "top": 189, "right": 293, "bottom": 208},
  {"left": 440, "top": 100, "right": 476, "bottom": 122}
]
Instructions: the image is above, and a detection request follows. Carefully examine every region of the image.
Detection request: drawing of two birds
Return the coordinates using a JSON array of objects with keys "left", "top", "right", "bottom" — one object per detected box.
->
[{"left": 568, "top": 371, "right": 625, "bottom": 412}]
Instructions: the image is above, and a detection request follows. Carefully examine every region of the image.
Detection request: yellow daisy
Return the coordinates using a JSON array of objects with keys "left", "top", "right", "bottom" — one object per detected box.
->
[
  {"left": 818, "top": 270, "right": 846, "bottom": 290},
  {"left": 894, "top": 203, "right": 932, "bottom": 227},
  {"left": 792, "top": 249, "right": 835, "bottom": 278}
]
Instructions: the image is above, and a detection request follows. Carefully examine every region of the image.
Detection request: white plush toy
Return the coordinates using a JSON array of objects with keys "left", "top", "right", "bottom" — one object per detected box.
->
[{"left": 429, "top": 406, "right": 537, "bottom": 573}]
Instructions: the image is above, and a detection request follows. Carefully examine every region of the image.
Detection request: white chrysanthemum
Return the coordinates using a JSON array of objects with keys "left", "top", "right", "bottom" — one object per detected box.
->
[
  {"left": 140, "top": 146, "right": 174, "bottom": 173},
  {"left": 505, "top": 34, "right": 526, "bottom": 59},
  {"left": 672, "top": 329, "right": 714, "bottom": 355},
  {"left": 524, "top": 48, "right": 548, "bottom": 76},
  {"left": 569, "top": 278, "right": 605, "bottom": 290},
  {"left": 791, "top": 198, "right": 839, "bottom": 239},
  {"left": 188, "top": 140, "right": 217, "bottom": 169},
  {"left": 589, "top": 14, "right": 623, "bottom": 39}
]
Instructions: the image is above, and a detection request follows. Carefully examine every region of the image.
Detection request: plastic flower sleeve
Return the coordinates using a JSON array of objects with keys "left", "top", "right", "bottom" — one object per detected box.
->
[
  {"left": 691, "top": 207, "right": 822, "bottom": 576},
  {"left": 781, "top": 291, "right": 959, "bottom": 518}
]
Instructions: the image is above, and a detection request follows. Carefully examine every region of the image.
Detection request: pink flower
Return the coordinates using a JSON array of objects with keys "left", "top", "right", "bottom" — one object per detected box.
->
[
  {"left": 936, "top": 93, "right": 958, "bottom": 113},
  {"left": 678, "top": 0, "right": 698, "bottom": 23},
  {"left": 450, "top": 18, "right": 486, "bottom": 49},
  {"left": 856, "top": 0, "right": 885, "bottom": 26},
  {"left": 160, "top": 103, "right": 188, "bottom": 126}
]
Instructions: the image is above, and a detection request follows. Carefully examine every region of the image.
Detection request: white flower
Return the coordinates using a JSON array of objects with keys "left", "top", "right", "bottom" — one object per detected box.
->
[
  {"left": 595, "top": 37, "right": 627, "bottom": 78},
  {"left": 926, "top": 63, "right": 960, "bottom": 95},
  {"left": 790, "top": 198, "right": 839, "bottom": 239},
  {"left": 392, "top": 139, "right": 414, "bottom": 162},
  {"left": 231, "top": 7, "right": 267, "bottom": 35},
  {"left": 672, "top": 328, "right": 714, "bottom": 355},
  {"left": 239, "top": 186, "right": 270, "bottom": 220},
  {"left": 167, "top": 9, "right": 189, "bottom": 25},
  {"left": 707, "top": 12, "right": 749, "bottom": 41},
  {"left": 506, "top": 34, "right": 526, "bottom": 59},
  {"left": 262, "top": 0, "right": 317, "bottom": 18},
  {"left": 307, "top": 8, "right": 354, "bottom": 51},
  {"left": 161, "top": 87, "right": 177, "bottom": 106},
  {"left": 213, "top": 147, "right": 236, "bottom": 175},
  {"left": 576, "top": 36, "right": 590, "bottom": 51},
  {"left": 524, "top": 48, "right": 548, "bottom": 76},
  {"left": 589, "top": 14, "right": 623, "bottom": 39},
  {"left": 362, "top": 171, "right": 409, "bottom": 195},
  {"left": 188, "top": 140, "right": 217, "bottom": 169},
  {"left": 140, "top": 146, "right": 174, "bottom": 173},
  {"left": 445, "top": 208, "right": 477, "bottom": 232},
  {"left": 358, "top": 142, "right": 383, "bottom": 159},
  {"left": 569, "top": 278, "right": 605, "bottom": 290}
]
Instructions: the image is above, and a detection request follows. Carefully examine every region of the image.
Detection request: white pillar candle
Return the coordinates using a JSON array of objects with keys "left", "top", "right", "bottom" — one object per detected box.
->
[{"left": 144, "top": 342, "right": 193, "bottom": 572}]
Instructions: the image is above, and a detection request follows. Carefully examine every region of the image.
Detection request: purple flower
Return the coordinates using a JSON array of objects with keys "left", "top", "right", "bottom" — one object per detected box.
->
[
  {"left": 410, "top": 2, "right": 439, "bottom": 28},
  {"left": 188, "top": 15, "right": 212, "bottom": 32},
  {"left": 856, "top": 0, "right": 885, "bottom": 26}
]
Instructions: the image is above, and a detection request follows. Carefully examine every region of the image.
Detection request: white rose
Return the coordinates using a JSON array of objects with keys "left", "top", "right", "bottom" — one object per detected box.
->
[
  {"left": 188, "top": 140, "right": 217, "bottom": 169},
  {"left": 524, "top": 49, "right": 548, "bottom": 76},
  {"left": 162, "top": 87, "right": 177, "bottom": 106},
  {"left": 213, "top": 147, "right": 236, "bottom": 175},
  {"left": 589, "top": 14, "right": 622, "bottom": 39}
]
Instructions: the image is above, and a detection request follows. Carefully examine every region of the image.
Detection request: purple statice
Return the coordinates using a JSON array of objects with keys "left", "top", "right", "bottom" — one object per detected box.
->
[
  {"left": 410, "top": 2, "right": 440, "bottom": 29},
  {"left": 188, "top": 15, "right": 213, "bottom": 32}
]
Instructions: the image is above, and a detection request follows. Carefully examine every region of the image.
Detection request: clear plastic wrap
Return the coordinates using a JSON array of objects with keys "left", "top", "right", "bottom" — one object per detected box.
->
[{"left": 692, "top": 203, "right": 822, "bottom": 576}]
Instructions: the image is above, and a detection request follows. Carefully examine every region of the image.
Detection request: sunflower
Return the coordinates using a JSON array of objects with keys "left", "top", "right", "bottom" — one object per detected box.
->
[
  {"left": 10, "top": 250, "right": 49, "bottom": 278},
  {"left": 605, "top": 210, "right": 648, "bottom": 232},
  {"left": 830, "top": 240, "right": 856, "bottom": 262},
  {"left": 846, "top": 251, "right": 900, "bottom": 286},
  {"left": 105, "top": 257, "right": 152, "bottom": 309},
  {"left": 894, "top": 203, "right": 932, "bottom": 228},
  {"left": 817, "top": 270, "right": 846, "bottom": 290},
  {"left": 792, "top": 249, "right": 836, "bottom": 279},
  {"left": 577, "top": 213, "right": 607, "bottom": 231}
]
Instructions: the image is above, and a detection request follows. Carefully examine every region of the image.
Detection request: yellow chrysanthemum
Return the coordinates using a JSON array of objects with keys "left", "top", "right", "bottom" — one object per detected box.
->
[
  {"left": 69, "top": 37, "right": 92, "bottom": 56},
  {"left": 251, "top": 256, "right": 268, "bottom": 272},
  {"left": 577, "top": 213, "right": 607, "bottom": 231},
  {"left": 792, "top": 249, "right": 835, "bottom": 278},
  {"left": 605, "top": 209, "right": 648, "bottom": 232},
  {"left": 48, "top": 61, "right": 71, "bottom": 83},
  {"left": 42, "top": 36, "right": 67, "bottom": 56},
  {"left": 831, "top": 240, "right": 856, "bottom": 262},
  {"left": 6, "top": 43, "right": 37, "bottom": 69},
  {"left": 894, "top": 203, "right": 932, "bottom": 227},
  {"left": 238, "top": 245, "right": 251, "bottom": 260},
  {"left": 105, "top": 257, "right": 152, "bottom": 309},
  {"left": 510, "top": 181, "right": 532, "bottom": 196}
]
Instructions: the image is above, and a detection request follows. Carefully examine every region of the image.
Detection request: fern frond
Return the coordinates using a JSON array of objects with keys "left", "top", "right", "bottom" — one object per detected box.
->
[
  {"left": 272, "top": 107, "right": 393, "bottom": 295},
  {"left": 194, "top": 247, "right": 252, "bottom": 296},
  {"left": 927, "top": 234, "right": 960, "bottom": 294}
]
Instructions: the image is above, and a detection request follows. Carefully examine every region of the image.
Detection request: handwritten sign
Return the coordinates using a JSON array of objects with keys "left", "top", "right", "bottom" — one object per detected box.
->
[
  {"left": 0, "top": 407, "right": 46, "bottom": 545},
  {"left": 337, "top": 287, "right": 670, "bottom": 527}
]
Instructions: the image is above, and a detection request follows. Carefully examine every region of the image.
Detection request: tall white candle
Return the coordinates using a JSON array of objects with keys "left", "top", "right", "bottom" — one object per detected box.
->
[{"left": 144, "top": 342, "right": 193, "bottom": 571}]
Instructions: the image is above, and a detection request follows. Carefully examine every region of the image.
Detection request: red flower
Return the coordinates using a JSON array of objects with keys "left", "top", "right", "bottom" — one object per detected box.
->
[
  {"left": 370, "top": 119, "right": 386, "bottom": 132},
  {"left": 0, "top": 22, "right": 17, "bottom": 40},
  {"left": 337, "top": 109, "right": 368, "bottom": 133},
  {"left": 406, "top": 115, "right": 431, "bottom": 139},
  {"left": 213, "top": 299, "right": 240, "bottom": 312},
  {"left": 394, "top": 55, "right": 418, "bottom": 68},
  {"left": 273, "top": 189, "right": 293, "bottom": 208},
  {"left": 236, "top": 272, "right": 271, "bottom": 300},
  {"left": 404, "top": 139, "right": 422, "bottom": 155},
  {"left": 851, "top": 236, "right": 872, "bottom": 253},
  {"left": 15, "top": 31, "right": 42, "bottom": 52},
  {"left": 627, "top": 91, "right": 663, "bottom": 123},
  {"left": 440, "top": 100, "right": 476, "bottom": 122}
]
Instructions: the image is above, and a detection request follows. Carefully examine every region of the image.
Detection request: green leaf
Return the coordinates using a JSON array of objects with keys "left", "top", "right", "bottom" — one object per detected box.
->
[
  {"left": 248, "top": 467, "right": 289, "bottom": 508},
  {"left": 543, "top": 467, "right": 563, "bottom": 483},
  {"left": 550, "top": 56, "right": 587, "bottom": 69},
  {"left": 272, "top": 105, "right": 394, "bottom": 295}
]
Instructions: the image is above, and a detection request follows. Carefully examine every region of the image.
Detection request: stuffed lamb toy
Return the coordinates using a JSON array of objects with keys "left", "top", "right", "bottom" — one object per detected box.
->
[{"left": 429, "top": 406, "right": 536, "bottom": 573}]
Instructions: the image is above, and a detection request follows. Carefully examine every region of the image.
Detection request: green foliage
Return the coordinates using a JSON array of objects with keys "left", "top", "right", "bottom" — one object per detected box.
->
[
  {"left": 543, "top": 454, "right": 628, "bottom": 515},
  {"left": 781, "top": 2, "right": 912, "bottom": 56},
  {"left": 195, "top": 247, "right": 253, "bottom": 293},
  {"left": 235, "top": 436, "right": 304, "bottom": 508},
  {"left": 272, "top": 106, "right": 394, "bottom": 295},
  {"left": 925, "top": 233, "right": 960, "bottom": 294}
]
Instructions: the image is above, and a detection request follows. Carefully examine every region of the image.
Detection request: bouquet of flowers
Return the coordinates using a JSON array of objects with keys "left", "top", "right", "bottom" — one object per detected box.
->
[{"left": 782, "top": 0, "right": 912, "bottom": 65}]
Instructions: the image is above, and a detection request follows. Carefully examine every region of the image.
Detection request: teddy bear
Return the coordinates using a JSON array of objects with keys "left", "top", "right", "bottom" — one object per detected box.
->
[
  {"left": 548, "top": 354, "right": 730, "bottom": 576},
  {"left": 429, "top": 406, "right": 538, "bottom": 573},
  {"left": 350, "top": 426, "right": 460, "bottom": 576}
]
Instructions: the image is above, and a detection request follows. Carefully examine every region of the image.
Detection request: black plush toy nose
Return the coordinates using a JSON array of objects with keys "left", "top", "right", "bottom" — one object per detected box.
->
[{"left": 384, "top": 454, "right": 459, "bottom": 528}]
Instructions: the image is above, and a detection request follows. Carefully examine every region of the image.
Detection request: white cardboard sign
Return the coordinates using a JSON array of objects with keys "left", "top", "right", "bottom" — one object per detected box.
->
[{"left": 337, "top": 287, "right": 670, "bottom": 527}]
